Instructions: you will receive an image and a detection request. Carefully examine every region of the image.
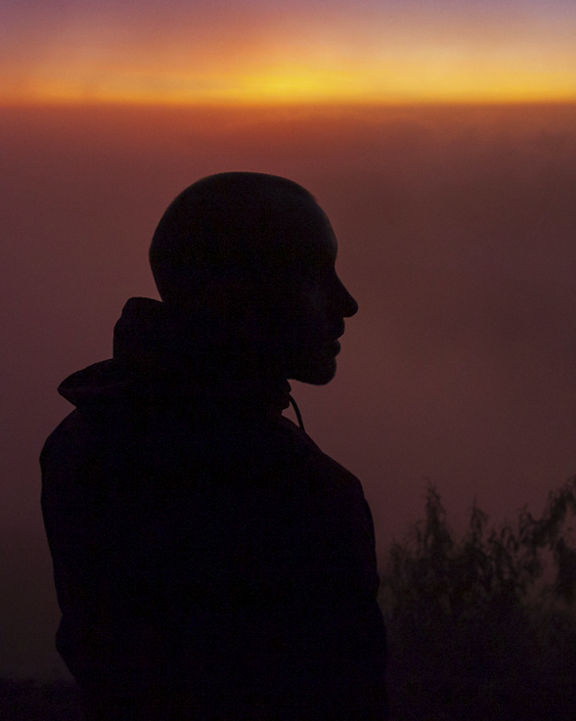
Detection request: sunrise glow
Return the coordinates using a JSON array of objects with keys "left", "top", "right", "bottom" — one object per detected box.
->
[
  {"left": 3, "top": 0, "right": 576, "bottom": 106},
  {"left": 8, "top": 62, "right": 576, "bottom": 107}
]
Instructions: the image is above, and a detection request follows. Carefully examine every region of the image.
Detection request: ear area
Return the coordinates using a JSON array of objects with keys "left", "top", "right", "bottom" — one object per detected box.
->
[{"left": 163, "top": 264, "right": 268, "bottom": 320}]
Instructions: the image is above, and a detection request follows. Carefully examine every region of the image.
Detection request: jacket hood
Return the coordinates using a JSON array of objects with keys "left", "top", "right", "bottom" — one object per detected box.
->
[
  {"left": 58, "top": 359, "right": 136, "bottom": 408},
  {"left": 58, "top": 297, "right": 292, "bottom": 418}
]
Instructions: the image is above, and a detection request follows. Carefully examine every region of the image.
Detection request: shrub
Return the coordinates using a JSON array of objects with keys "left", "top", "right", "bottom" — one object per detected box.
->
[{"left": 380, "top": 479, "right": 576, "bottom": 721}]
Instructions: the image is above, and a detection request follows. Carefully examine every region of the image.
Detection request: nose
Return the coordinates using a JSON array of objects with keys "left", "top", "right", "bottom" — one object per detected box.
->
[{"left": 336, "top": 277, "right": 359, "bottom": 318}]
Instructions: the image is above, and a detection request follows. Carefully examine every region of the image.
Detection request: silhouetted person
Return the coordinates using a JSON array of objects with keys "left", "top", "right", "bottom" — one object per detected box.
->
[{"left": 41, "top": 172, "right": 387, "bottom": 720}]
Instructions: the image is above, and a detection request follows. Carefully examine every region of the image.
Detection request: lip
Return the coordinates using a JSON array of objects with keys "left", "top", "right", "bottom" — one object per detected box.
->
[
  {"left": 322, "top": 339, "right": 341, "bottom": 355},
  {"left": 326, "top": 325, "right": 344, "bottom": 344},
  {"left": 315, "top": 325, "right": 344, "bottom": 355}
]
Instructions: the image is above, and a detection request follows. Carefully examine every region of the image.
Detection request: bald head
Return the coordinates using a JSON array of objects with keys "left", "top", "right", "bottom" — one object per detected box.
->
[{"left": 149, "top": 172, "right": 327, "bottom": 306}]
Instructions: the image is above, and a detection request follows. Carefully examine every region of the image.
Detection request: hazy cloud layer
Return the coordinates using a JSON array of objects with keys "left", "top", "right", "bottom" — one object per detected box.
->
[{"left": 2, "top": 104, "right": 576, "bottom": 677}]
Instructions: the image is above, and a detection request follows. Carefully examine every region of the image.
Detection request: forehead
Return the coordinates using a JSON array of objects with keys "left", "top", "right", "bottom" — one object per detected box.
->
[{"left": 278, "top": 200, "right": 337, "bottom": 266}]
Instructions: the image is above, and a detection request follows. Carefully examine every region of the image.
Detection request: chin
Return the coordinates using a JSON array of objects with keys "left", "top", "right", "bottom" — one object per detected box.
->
[{"left": 289, "top": 358, "right": 337, "bottom": 385}]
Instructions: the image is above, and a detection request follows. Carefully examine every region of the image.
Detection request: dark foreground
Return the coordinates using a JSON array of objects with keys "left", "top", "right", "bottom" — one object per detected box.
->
[
  {"left": 0, "top": 679, "right": 83, "bottom": 721},
  {"left": 5, "top": 482, "right": 575, "bottom": 720},
  {"left": 2, "top": 675, "right": 576, "bottom": 721}
]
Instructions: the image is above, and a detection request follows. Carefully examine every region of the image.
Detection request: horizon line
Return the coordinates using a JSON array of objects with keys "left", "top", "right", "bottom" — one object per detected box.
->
[{"left": 3, "top": 99, "right": 576, "bottom": 110}]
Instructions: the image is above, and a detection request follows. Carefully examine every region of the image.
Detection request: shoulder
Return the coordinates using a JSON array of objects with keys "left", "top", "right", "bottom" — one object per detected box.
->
[
  {"left": 273, "top": 417, "right": 369, "bottom": 515},
  {"left": 42, "top": 408, "right": 107, "bottom": 464},
  {"left": 41, "top": 411, "right": 93, "bottom": 471},
  {"left": 277, "top": 417, "right": 363, "bottom": 484},
  {"left": 275, "top": 420, "right": 380, "bottom": 593},
  {"left": 40, "top": 407, "right": 130, "bottom": 493}
]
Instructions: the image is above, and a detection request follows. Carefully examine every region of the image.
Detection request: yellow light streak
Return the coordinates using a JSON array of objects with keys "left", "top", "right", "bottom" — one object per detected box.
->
[{"left": 3, "top": 57, "right": 576, "bottom": 106}]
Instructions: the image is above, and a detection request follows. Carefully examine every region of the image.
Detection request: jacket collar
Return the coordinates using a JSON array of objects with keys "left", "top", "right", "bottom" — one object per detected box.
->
[{"left": 59, "top": 297, "right": 292, "bottom": 419}]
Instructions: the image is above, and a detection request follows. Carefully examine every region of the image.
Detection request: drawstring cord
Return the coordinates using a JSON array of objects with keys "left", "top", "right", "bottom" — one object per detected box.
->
[{"left": 288, "top": 395, "right": 305, "bottom": 432}]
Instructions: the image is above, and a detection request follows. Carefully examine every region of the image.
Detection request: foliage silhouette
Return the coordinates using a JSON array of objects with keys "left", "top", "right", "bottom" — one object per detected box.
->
[{"left": 380, "top": 478, "right": 576, "bottom": 720}]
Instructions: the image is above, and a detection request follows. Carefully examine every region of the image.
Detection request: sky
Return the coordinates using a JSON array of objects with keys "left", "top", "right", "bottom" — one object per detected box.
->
[
  {"left": 2, "top": 0, "right": 576, "bottom": 683},
  {"left": 3, "top": 0, "right": 576, "bottom": 104}
]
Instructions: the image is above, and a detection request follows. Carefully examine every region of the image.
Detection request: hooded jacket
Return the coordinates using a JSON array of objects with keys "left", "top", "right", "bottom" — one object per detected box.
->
[{"left": 41, "top": 297, "right": 387, "bottom": 720}]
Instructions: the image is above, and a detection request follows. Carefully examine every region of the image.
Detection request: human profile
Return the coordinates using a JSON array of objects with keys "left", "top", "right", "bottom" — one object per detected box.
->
[{"left": 41, "top": 172, "right": 387, "bottom": 720}]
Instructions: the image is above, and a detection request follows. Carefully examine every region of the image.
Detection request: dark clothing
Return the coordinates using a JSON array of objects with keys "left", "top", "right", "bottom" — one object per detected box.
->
[{"left": 41, "top": 298, "right": 387, "bottom": 720}]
